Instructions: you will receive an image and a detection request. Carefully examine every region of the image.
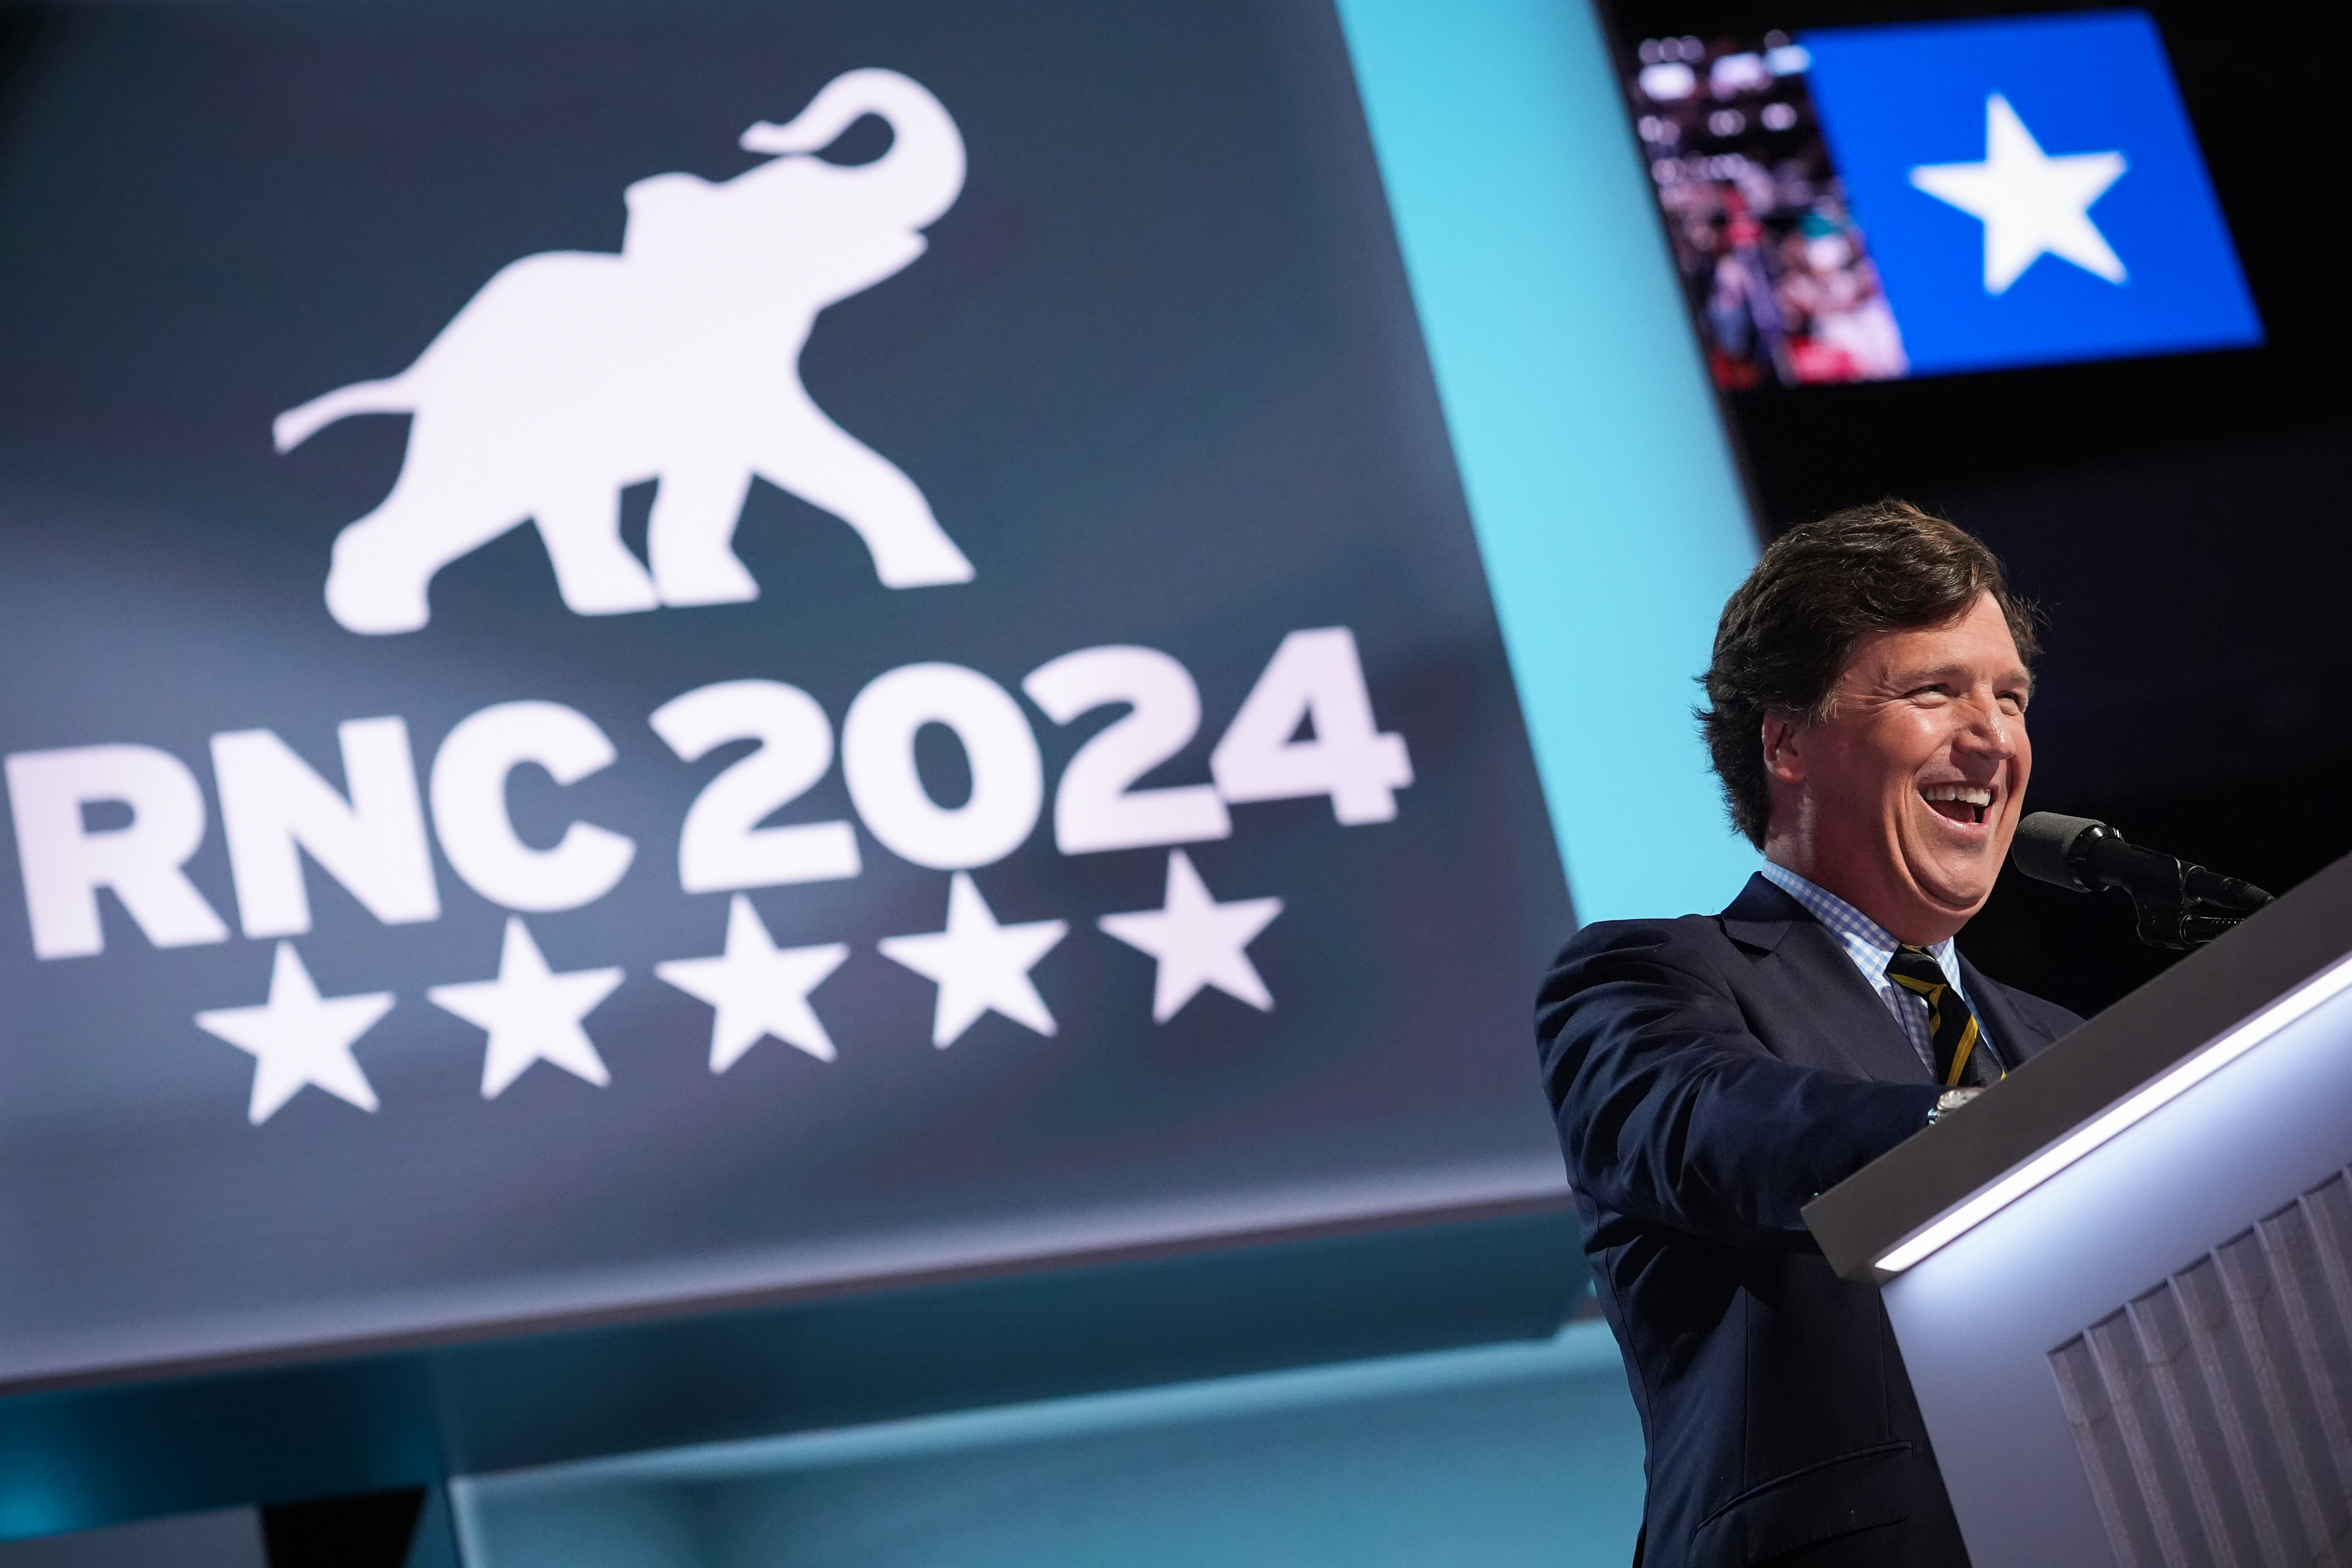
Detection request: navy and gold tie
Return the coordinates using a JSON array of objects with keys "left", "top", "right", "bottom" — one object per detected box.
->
[{"left": 1886, "top": 946, "right": 1999, "bottom": 1087}]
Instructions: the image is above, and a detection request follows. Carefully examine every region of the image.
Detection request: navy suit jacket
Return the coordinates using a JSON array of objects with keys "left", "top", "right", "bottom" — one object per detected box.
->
[{"left": 1535, "top": 874, "right": 2080, "bottom": 1567}]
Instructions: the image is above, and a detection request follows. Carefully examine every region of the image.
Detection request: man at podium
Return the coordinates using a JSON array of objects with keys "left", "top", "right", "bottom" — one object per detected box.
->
[{"left": 1536, "top": 502, "right": 2083, "bottom": 1566}]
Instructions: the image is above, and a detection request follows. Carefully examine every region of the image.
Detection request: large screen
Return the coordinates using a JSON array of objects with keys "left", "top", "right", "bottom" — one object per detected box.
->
[
  {"left": 1622, "top": 10, "right": 2262, "bottom": 387},
  {"left": 0, "top": 0, "right": 1600, "bottom": 1389}
]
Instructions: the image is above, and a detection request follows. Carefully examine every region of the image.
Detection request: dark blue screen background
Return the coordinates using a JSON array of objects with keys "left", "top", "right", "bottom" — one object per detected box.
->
[{"left": 0, "top": 0, "right": 1570, "bottom": 1384}]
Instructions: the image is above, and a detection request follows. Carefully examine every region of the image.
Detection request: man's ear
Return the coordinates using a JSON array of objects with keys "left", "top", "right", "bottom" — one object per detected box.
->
[{"left": 1761, "top": 710, "right": 1805, "bottom": 785}]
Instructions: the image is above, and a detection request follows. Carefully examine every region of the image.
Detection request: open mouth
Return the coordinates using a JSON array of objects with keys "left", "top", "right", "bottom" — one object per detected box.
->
[{"left": 1920, "top": 782, "right": 1993, "bottom": 827}]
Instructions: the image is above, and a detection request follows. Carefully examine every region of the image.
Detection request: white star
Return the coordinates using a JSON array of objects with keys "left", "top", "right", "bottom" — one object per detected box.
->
[
  {"left": 655, "top": 895, "right": 849, "bottom": 1073},
  {"left": 196, "top": 942, "right": 393, "bottom": 1124},
  {"left": 879, "top": 872, "right": 1067, "bottom": 1047},
  {"left": 1910, "top": 93, "right": 2128, "bottom": 294},
  {"left": 429, "top": 917, "right": 624, "bottom": 1098},
  {"left": 1099, "top": 850, "right": 1283, "bottom": 1023}
]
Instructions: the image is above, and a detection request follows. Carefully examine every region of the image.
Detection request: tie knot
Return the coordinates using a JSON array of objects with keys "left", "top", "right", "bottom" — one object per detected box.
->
[
  {"left": 1886, "top": 944, "right": 1951, "bottom": 993},
  {"left": 1883, "top": 944, "right": 1991, "bottom": 1086}
]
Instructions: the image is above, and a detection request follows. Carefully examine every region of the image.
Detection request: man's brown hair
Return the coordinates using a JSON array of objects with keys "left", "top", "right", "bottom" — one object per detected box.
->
[{"left": 1698, "top": 499, "right": 2041, "bottom": 848}]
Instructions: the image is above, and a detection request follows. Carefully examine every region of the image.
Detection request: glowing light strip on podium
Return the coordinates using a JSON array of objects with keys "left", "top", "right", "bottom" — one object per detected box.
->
[{"left": 1874, "top": 950, "right": 2352, "bottom": 1276}]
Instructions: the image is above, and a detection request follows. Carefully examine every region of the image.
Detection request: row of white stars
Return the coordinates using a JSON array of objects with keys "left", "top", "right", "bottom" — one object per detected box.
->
[{"left": 195, "top": 850, "right": 1282, "bottom": 1125}]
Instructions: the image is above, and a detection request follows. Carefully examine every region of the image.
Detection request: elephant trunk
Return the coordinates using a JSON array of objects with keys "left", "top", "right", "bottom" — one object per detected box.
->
[{"left": 739, "top": 68, "right": 966, "bottom": 232}]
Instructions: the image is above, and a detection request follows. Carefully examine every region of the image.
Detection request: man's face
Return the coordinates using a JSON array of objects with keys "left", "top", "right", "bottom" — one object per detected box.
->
[{"left": 1765, "top": 593, "right": 2033, "bottom": 944}]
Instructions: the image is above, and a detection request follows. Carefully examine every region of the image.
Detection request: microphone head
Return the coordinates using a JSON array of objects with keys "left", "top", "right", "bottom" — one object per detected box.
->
[{"left": 2013, "top": 811, "right": 2105, "bottom": 892}]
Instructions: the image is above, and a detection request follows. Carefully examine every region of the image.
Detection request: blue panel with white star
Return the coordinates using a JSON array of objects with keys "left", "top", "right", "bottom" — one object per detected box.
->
[{"left": 1802, "top": 11, "right": 2262, "bottom": 376}]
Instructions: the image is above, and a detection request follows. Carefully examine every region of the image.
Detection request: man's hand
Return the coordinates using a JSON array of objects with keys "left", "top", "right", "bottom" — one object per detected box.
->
[{"left": 1927, "top": 1088, "right": 1982, "bottom": 1126}]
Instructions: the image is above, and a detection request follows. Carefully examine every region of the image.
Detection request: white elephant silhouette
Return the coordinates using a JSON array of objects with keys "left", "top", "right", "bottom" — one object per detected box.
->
[{"left": 274, "top": 68, "right": 975, "bottom": 635}]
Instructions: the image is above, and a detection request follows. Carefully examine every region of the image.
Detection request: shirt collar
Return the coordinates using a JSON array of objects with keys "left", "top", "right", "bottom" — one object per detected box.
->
[{"left": 1757, "top": 860, "right": 1966, "bottom": 983}]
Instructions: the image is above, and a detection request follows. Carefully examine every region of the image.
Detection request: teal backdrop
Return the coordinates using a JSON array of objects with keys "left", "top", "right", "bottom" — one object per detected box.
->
[
  {"left": 454, "top": 1322, "right": 1646, "bottom": 1568},
  {"left": 1340, "top": 0, "right": 1761, "bottom": 925}
]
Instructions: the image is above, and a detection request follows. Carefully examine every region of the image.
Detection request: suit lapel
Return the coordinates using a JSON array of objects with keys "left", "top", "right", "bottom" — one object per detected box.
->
[
  {"left": 1719, "top": 874, "right": 1935, "bottom": 1085},
  {"left": 1957, "top": 953, "right": 2054, "bottom": 1069}
]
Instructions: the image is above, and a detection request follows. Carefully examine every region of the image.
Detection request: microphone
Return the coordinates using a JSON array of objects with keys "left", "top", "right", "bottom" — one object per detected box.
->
[{"left": 2012, "top": 812, "right": 2274, "bottom": 950}]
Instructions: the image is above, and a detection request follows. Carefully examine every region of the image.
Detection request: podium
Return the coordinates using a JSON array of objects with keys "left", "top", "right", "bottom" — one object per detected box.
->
[{"left": 1805, "top": 854, "right": 2352, "bottom": 1568}]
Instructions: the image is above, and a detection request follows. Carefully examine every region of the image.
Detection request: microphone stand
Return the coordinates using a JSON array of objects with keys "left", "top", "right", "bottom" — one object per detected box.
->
[{"left": 2066, "top": 828, "right": 2275, "bottom": 950}]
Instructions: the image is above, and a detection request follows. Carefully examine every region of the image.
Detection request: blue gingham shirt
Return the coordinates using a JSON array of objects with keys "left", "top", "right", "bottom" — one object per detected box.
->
[{"left": 1759, "top": 861, "right": 1989, "bottom": 1074}]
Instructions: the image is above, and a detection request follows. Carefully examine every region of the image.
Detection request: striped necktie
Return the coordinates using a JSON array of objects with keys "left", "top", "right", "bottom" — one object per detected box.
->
[{"left": 1885, "top": 946, "right": 1999, "bottom": 1087}]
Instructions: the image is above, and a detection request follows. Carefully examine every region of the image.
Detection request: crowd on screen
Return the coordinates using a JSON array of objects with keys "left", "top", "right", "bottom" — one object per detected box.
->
[{"left": 1628, "top": 31, "right": 1910, "bottom": 389}]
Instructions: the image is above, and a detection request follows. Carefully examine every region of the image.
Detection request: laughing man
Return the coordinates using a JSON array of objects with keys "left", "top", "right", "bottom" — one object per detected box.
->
[{"left": 1536, "top": 501, "right": 2080, "bottom": 1567}]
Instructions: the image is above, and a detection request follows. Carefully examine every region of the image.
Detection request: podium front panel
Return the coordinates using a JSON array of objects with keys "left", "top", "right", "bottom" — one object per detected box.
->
[{"left": 1881, "top": 957, "right": 2352, "bottom": 1568}]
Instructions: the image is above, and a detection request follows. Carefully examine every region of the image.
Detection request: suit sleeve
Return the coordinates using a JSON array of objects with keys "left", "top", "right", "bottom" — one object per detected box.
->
[{"left": 1537, "top": 922, "right": 1941, "bottom": 1252}]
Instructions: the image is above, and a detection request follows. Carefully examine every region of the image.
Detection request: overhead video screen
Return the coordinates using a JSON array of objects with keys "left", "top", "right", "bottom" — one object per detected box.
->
[
  {"left": 1623, "top": 10, "right": 2262, "bottom": 387},
  {"left": 0, "top": 0, "right": 1571, "bottom": 1388}
]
